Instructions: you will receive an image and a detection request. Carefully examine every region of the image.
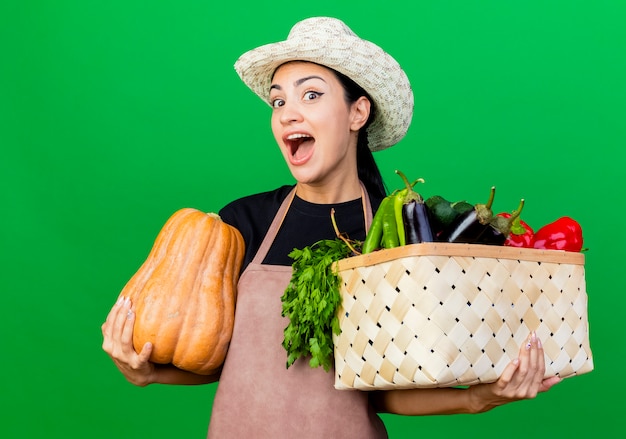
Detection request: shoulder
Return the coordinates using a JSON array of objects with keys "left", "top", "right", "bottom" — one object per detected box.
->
[
  {"left": 219, "top": 185, "right": 294, "bottom": 226},
  {"left": 218, "top": 185, "right": 294, "bottom": 271},
  {"left": 218, "top": 185, "right": 294, "bottom": 249}
]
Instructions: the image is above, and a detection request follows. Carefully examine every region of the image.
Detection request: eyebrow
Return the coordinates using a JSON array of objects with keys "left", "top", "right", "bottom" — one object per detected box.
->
[{"left": 269, "top": 75, "right": 326, "bottom": 92}]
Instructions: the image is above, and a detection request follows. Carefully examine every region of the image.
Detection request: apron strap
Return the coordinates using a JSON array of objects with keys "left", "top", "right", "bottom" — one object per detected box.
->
[
  {"left": 250, "top": 186, "right": 297, "bottom": 266},
  {"left": 361, "top": 181, "right": 373, "bottom": 232},
  {"left": 250, "top": 182, "right": 373, "bottom": 266}
]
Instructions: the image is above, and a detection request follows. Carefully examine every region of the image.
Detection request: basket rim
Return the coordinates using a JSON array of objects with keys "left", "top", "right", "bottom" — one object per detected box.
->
[{"left": 336, "top": 243, "right": 585, "bottom": 271}]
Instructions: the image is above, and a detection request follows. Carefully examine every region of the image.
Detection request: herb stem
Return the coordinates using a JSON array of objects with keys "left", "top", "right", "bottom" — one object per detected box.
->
[{"left": 330, "top": 208, "right": 361, "bottom": 255}]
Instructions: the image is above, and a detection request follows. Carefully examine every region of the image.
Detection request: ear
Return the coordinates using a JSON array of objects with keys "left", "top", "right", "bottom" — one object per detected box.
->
[{"left": 350, "top": 96, "right": 371, "bottom": 131}]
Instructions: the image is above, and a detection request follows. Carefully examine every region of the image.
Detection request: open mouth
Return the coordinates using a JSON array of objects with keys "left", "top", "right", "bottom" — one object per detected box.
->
[{"left": 285, "top": 133, "right": 315, "bottom": 164}]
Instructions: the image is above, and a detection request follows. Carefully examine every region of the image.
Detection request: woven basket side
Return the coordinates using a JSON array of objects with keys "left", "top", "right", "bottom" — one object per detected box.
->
[{"left": 334, "top": 253, "right": 593, "bottom": 390}]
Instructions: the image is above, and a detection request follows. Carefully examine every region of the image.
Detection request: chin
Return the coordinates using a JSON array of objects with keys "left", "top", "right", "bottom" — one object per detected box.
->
[{"left": 288, "top": 167, "right": 321, "bottom": 185}]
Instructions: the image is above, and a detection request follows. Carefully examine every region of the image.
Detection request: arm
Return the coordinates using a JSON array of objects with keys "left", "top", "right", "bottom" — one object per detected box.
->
[
  {"left": 370, "top": 332, "right": 562, "bottom": 415},
  {"left": 101, "top": 296, "right": 220, "bottom": 387}
]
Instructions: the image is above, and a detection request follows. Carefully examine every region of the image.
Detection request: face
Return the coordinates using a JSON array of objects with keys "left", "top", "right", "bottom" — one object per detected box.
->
[{"left": 269, "top": 62, "right": 370, "bottom": 189}]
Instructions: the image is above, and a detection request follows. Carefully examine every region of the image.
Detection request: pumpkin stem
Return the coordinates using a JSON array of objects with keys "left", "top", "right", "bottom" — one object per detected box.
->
[{"left": 330, "top": 208, "right": 361, "bottom": 255}]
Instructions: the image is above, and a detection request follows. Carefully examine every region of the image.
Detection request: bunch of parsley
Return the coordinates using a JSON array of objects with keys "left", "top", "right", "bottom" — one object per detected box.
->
[{"left": 281, "top": 238, "right": 356, "bottom": 372}]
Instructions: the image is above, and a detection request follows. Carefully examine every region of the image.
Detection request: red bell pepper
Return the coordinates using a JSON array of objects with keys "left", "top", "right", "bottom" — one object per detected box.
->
[
  {"left": 532, "top": 216, "right": 583, "bottom": 252},
  {"left": 497, "top": 212, "right": 534, "bottom": 248}
]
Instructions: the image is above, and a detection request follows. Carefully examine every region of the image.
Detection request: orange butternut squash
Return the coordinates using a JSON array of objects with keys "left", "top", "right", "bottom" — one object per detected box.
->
[{"left": 118, "top": 208, "right": 245, "bottom": 375}]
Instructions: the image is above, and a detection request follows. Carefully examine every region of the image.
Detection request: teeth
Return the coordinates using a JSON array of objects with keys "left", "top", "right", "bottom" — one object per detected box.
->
[{"left": 286, "top": 133, "right": 311, "bottom": 140}]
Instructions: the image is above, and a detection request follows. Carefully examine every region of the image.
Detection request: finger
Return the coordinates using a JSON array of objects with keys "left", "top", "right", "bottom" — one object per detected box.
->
[
  {"left": 540, "top": 375, "right": 562, "bottom": 392},
  {"left": 120, "top": 303, "right": 138, "bottom": 354},
  {"left": 107, "top": 296, "right": 126, "bottom": 336},
  {"left": 137, "top": 342, "right": 153, "bottom": 364},
  {"left": 516, "top": 333, "right": 533, "bottom": 377},
  {"left": 106, "top": 298, "right": 133, "bottom": 357},
  {"left": 102, "top": 296, "right": 125, "bottom": 337},
  {"left": 102, "top": 297, "right": 127, "bottom": 354},
  {"left": 116, "top": 296, "right": 132, "bottom": 326},
  {"left": 518, "top": 332, "right": 540, "bottom": 393},
  {"left": 518, "top": 332, "right": 547, "bottom": 397},
  {"left": 498, "top": 357, "right": 520, "bottom": 387},
  {"left": 527, "top": 332, "right": 539, "bottom": 370},
  {"left": 503, "top": 332, "right": 535, "bottom": 394},
  {"left": 531, "top": 335, "right": 547, "bottom": 387},
  {"left": 536, "top": 336, "right": 546, "bottom": 375},
  {"left": 499, "top": 331, "right": 537, "bottom": 386}
]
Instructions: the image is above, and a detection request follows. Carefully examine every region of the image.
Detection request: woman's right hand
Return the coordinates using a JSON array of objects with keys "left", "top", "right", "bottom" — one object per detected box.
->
[{"left": 101, "top": 296, "right": 156, "bottom": 387}]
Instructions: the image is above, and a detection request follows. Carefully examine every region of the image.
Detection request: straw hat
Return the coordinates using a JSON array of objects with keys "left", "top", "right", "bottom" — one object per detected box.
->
[{"left": 234, "top": 17, "right": 414, "bottom": 152}]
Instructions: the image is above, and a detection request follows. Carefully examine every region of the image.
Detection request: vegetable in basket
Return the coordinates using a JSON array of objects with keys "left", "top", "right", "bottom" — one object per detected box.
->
[
  {"left": 532, "top": 216, "right": 584, "bottom": 252},
  {"left": 438, "top": 186, "right": 497, "bottom": 243},
  {"left": 425, "top": 195, "right": 473, "bottom": 237},
  {"left": 497, "top": 211, "right": 534, "bottom": 248},
  {"left": 362, "top": 197, "right": 386, "bottom": 254},
  {"left": 362, "top": 195, "right": 395, "bottom": 253},
  {"left": 362, "top": 177, "right": 424, "bottom": 253},
  {"left": 478, "top": 199, "right": 525, "bottom": 245},
  {"left": 392, "top": 189, "right": 407, "bottom": 246},
  {"left": 381, "top": 194, "right": 401, "bottom": 249},
  {"left": 395, "top": 170, "right": 434, "bottom": 244}
]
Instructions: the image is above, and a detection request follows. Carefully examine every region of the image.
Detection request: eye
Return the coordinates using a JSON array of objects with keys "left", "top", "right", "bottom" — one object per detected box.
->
[
  {"left": 271, "top": 98, "right": 285, "bottom": 108},
  {"left": 304, "top": 91, "right": 323, "bottom": 101}
]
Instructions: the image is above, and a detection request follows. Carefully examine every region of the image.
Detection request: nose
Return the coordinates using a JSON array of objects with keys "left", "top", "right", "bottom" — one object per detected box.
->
[{"left": 279, "top": 100, "right": 303, "bottom": 125}]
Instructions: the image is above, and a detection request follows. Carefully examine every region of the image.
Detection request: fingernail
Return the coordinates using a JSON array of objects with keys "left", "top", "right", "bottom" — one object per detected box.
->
[
  {"left": 116, "top": 296, "right": 124, "bottom": 305},
  {"left": 513, "top": 358, "right": 520, "bottom": 365},
  {"left": 537, "top": 338, "right": 542, "bottom": 349},
  {"left": 531, "top": 331, "right": 537, "bottom": 342},
  {"left": 124, "top": 297, "right": 131, "bottom": 306}
]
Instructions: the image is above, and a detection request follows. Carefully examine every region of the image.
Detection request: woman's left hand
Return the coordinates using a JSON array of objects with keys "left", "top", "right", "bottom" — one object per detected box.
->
[{"left": 468, "top": 332, "right": 562, "bottom": 413}]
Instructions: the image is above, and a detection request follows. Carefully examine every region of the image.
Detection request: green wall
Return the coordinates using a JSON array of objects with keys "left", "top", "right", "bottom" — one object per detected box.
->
[{"left": 2, "top": 1, "right": 624, "bottom": 437}]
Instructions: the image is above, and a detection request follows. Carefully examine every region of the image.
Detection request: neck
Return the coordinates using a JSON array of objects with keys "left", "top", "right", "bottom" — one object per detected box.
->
[{"left": 295, "top": 176, "right": 361, "bottom": 204}]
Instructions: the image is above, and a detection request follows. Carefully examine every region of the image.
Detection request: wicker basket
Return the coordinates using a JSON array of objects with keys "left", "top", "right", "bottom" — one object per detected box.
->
[{"left": 333, "top": 243, "right": 593, "bottom": 390}]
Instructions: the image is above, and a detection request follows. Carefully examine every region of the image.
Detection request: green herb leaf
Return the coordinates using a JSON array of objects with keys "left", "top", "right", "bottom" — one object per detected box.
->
[{"left": 280, "top": 238, "right": 355, "bottom": 372}]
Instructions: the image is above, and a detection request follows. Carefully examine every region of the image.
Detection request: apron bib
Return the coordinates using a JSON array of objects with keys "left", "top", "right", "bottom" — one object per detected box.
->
[{"left": 208, "top": 184, "right": 387, "bottom": 438}]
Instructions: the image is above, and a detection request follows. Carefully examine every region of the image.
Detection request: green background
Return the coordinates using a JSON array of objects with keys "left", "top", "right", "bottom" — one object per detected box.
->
[{"left": 2, "top": 1, "right": 624, "bottom": 437}]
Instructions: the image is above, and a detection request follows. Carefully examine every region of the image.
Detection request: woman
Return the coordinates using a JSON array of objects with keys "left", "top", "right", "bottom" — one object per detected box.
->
[{"left": 102, "top": 17, "right": 561, "bottom": 438}]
